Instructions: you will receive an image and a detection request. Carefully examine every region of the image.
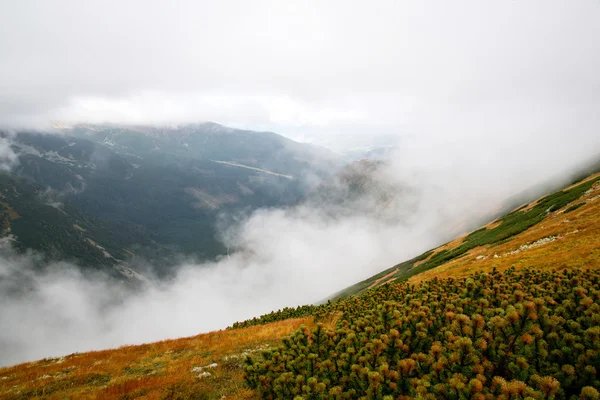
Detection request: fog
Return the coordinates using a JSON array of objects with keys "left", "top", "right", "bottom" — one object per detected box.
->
[
  {"left": 1, "top": 0, "right": 600, "bottom": 366},
  {"left": 1, "top": 1, "right": 599, "bottom": 144},
  {"left": 1, "top": 132, "right": 599, "bottom": 367},
  {"left": 0, "top": 190, "right": 439, "bottom": 366}
]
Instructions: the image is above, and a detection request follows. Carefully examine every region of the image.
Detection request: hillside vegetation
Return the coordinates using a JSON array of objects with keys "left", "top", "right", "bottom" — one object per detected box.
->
[
  {"left": 335, "top": 173, "right": 600, "bottom": 298},
  {"left": 0, "top": 318, "right": 335, "bottom": 400},
  {"left": 245, "top": 268, "right": 600, "bottom": 399},
  {"left": 1, "top": 173, "right": 600, "bottom": 399}
]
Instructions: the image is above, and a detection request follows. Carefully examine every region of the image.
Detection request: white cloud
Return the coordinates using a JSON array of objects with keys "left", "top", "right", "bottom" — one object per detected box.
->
[
  {"left": 0, "top": 0, "right": 598, "bottom": 144},
  {"left": 50, "top": 92, "right": 366, "bottom": 129},
  {"left": 1, "top": 135, "right": 595, "bottom": 367},
  {"left": 0, "top": 135, "right": 18, "bottom": 171}
]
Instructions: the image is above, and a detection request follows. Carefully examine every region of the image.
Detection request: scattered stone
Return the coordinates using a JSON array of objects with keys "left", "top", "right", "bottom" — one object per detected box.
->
[
  {"left": 191, "top": 363, "right": 218, "bottom": 374},
  {"left": 197, "top": 371, "right": 212, "bottom": 378},
  {"left": 502, "top": 236, "right": 558, "bottom": 257},
  {"left": 224, "top": 344, "right": 272, "bottom": 362}
]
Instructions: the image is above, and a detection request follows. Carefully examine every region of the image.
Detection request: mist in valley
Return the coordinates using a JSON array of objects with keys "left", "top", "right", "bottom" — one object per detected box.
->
[
  {"left": 1, "top": 132, "right": 599, "bottom": 367},
  {"left": 1, "top": 0, "right": 600, "bottom": 366}
]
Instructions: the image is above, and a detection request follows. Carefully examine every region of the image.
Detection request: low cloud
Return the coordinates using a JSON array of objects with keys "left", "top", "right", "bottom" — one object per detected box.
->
[
  {"left": 1, "top": 135, "right": 598, "bottom": 367},
  {"left": 0, "top": 170, "right": 440, "bottom": 366},
  {"left": 0, "top": 135, "right": 18, "bottom": 171},
  {"left": 1, "top": 0, "right": 600, "bottom": 368},
  {"left": 1, "top": 1, "right": 599, "bottom": 144}
]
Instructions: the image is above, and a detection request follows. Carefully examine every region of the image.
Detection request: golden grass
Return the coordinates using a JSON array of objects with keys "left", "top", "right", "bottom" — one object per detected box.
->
[
  {"left": 562, "top": 172, "right": 600, "bottom": 191},
  {"left": 0, "top": 317, "right": 323, "bottom": 400},
  {"left": 410, "top": 186, "right": 600, "bottom": 283},
  {"left": 411, "top": 235, "right": 467, "bottom": 270},
  {"left": 366, "top": 269, "right": 398, "bottom": 290}
]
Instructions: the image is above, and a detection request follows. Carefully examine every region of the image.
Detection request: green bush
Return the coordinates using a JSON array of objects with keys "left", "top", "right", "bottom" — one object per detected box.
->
[
  {"left": 564, "top": 203, "right": 586, "bottom": 214},
  {"left": 229, "top": 304, "right": 331, "bottom": 329},
  {"left": 245, "top": 268, "right": 600, "bottom": 399}
]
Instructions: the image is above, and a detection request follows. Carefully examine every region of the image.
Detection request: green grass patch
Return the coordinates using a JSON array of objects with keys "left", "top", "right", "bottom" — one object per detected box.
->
[
  {"left": 330, "top": 250, "right": 434, "bottom": 300},
  {"left": 387, "top": 176, "right": 600, "bottom": 282},
  {"left": 564, "top": 202, "right": 586, "bottom": 213}
]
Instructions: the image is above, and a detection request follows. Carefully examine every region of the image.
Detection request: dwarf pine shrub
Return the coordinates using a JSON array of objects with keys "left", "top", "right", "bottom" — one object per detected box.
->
[
  {"left": 229, "top": 304, "right": 326, "bottom": 329},
  {"left": 244, "top": 268, "right": 600, "bottom": 399}
]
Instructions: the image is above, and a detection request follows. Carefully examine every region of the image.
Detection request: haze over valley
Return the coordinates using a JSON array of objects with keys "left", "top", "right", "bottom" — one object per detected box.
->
[{"left": 1, "top": 3, "right": 600, "bottom": 391}]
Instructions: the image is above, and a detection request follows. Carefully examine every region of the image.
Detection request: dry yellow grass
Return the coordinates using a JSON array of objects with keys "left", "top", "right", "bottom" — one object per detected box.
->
[
  {"left": 411, "top": 181, "right": 600, "bottom": 283},
  {"left": 366, "top": 269, "right": 398, "bottom": 290},
  {"left": 0, "top": 317, "right": 323, "bottom": 400},
  {"left": 562, "top": 172, "right": 600, "bottom": 191}
]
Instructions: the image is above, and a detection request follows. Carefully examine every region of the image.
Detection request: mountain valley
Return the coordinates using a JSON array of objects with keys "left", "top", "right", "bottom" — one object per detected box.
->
[{"left": 1, "top": 123, "right": 344, "bottom": 280}]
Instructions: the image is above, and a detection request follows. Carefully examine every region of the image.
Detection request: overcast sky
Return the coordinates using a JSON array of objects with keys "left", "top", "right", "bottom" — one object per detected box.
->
[{"left": 0, "top": 0, "right": 599, "bottom": 143}]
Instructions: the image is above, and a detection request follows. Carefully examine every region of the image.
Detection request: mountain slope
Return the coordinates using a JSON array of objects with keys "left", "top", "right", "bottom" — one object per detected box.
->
[
  {"left": 65, "top": 122, "right": 340, "bottom": 182},
  {"left": 0, "top": 317, "right": 328, "bottom": 400},
  {"left": 0, "top": 173, "right": 144, "bottom": 281},
  {"left": 2, "top": 171, "right": 600, "bottom": 399},
  {"left": 334, "top": 172, "right": 600, "bottom": 298},
  {"left": 2, "top": 124, "right": 343, "bottom": 276}
]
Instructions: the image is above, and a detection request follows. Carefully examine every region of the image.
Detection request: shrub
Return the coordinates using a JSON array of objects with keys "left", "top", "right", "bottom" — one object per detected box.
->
[
  {"left": 229, "top": 305, "right": 327, "bottom": 329},
  {"left": 564, "top": 203, "right": 585, "bottom": 214},
  {"left": 245, "top": 268, "right": 600, "bottom": 399}
]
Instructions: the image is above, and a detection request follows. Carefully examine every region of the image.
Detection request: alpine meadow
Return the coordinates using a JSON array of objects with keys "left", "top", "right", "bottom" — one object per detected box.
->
[{"left": 1, "top": 1, "right": 600, "bottom": 399}]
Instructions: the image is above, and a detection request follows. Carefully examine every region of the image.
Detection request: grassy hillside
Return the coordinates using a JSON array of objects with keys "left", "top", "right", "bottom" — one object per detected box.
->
[
  {"left": 0, "top": 318, "right": 331, "bottom": 400},
  {"left": 1, "top": 173, "right": 600, "bottom": 399},
  {"left": 334, "top": 172, "right": 600, "bottom": 298}
]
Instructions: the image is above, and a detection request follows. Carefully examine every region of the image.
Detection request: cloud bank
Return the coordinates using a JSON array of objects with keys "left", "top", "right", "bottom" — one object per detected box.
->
[
  {"left": 1, "top": 133, "right": 599, "bottom": 367},
  {"left": 1, "top": 0, "right": 600, "bottom": 367},
  {"left": 1, "top": 1, "right": 599, "bottom": 144}
]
